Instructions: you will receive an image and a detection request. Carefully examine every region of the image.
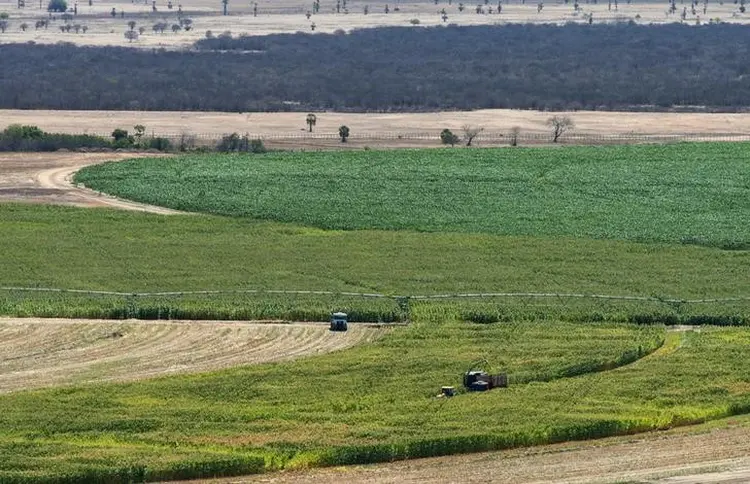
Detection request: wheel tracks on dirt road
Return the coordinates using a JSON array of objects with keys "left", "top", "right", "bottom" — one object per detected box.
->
[{"left": 35, "top": 162, "right": 185, "bottom": 214}]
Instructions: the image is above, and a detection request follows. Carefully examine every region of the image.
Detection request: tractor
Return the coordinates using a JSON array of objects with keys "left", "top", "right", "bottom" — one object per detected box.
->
[{"left": 330, "top": 311, "right": 348, "bottom": 332}]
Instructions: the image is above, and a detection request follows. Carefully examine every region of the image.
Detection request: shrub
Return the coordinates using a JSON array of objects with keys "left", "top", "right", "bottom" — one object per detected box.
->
[
  {"left": 146, "top": 136, "right": 173, "bottom": 151},
  {"left": 440, "top": 128, "right": 459, "bottom": 146},
  {"left": 217, "top": 133, "right": 265, "bottom": 153}
]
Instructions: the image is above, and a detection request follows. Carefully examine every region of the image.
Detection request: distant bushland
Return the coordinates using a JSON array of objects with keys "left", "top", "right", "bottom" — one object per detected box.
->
[{"left": 3, "top": 23, "right": 750, "bottom": 112}]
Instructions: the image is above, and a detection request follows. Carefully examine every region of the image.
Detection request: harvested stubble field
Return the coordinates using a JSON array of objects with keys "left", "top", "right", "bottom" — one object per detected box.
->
[
  {"left": 0, "top": 318, "right": 386, "bottom": 393},
  {"left": 1, "top": 0, "right": 749, "bottom": 48}
]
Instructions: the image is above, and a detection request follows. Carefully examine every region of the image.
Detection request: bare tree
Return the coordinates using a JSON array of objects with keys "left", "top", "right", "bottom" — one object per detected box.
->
[
  {"left": 0, "top": 20, "right": 8, "bottom": 33},
  {"left": 20, "top": 22, "right": 29, "bottom": 31},
  {"left": 546, "top": 115, "right": 574, "bottom": 143},
  {"left": 509, "top": 126, "right": 520, "bottom": 146},
  {"left": 462, "top": 124, "right": 483, "bottom": 146}
]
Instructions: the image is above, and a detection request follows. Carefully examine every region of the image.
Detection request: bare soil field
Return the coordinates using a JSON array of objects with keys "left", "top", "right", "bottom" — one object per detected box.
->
[
  {"left": 1, "top": 0, "right": 748, "bottom": 49},
  {"left": 0, "top": 318, "right": 386, "bottom": 392},
  {"left": 0, "top": 152, "right": 182, "bottom": 211},
  {"left": 2, "top": 109, "right": 750, "bottom": 145},
  {"left": 178, "top": 419, "right": 750, "bottom": 483}
]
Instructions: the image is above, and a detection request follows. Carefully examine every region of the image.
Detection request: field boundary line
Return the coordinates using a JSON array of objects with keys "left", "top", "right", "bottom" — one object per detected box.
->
[{"left": 1, "top": 286, "right": 748, "bottom": 305}]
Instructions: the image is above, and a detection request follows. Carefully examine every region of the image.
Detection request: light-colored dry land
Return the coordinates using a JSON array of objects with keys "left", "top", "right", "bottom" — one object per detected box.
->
[
  {"left": 0, "top": 318, "right": 387, "bottom": 392},
  {"left": 178, "top": 419, "right": 750, "bottom": 483},
  {"left": 0, "top": 0, "right": 748, "bottom": 48},
  {"left": 3, "top": 109, "right": 750, "bottom": 142},
  {"left": 0, "top": 152, "right": 182, "bottom": 211}
]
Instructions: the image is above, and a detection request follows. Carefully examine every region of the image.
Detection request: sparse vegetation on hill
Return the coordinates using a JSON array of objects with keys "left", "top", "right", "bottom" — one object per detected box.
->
[{"left": 3, "top": 24, "right": 750, "bottom": 111}]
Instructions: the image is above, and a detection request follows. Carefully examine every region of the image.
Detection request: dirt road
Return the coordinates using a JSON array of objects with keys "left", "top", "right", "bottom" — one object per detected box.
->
[
  {"left": 0, "top": 318, "right": 387, "bottom": 392},
  {"left": 0, "top": 152, "right": 180, "bottom": 213}
]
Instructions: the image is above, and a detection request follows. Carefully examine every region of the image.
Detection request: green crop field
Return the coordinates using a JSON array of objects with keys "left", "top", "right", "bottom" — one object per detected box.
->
[
  {"left": 76, "top": 143, "right": 750, "bottom": 248},
  {"left": 2, "top": 142, "right": 749, "bottom": 482},
  {"left": 3, "top": 313, "right": 750, "bottom": 483},
  {"left": 0, "top": 203, "right": 748, "bottom": 323}
]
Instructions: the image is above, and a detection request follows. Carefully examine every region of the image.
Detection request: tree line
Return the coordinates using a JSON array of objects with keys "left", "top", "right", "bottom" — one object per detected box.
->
[{"left": 2, "top": 23, "right": 750, "bottom": 112}]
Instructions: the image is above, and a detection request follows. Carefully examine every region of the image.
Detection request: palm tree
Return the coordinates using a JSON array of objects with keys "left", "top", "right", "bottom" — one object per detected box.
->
[
  {"left": 338, "top": 125, "right": 350, "bottom": 143},
  {"left": 306, "top": 113, "right": 317, "bottom": 132}
]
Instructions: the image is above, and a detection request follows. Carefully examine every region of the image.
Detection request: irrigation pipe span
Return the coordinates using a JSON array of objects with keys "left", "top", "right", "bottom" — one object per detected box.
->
[{"left": 1, "top": 287, "right": 748, "bottom": 305}]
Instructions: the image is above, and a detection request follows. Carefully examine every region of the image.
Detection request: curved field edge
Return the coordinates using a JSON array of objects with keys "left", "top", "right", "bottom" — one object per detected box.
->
[
  {"left": 0, "top": 319, "right": 388, "bottom": 394},
  {"left": 5, "top": 322, "right": 750, "bottom": 482},
  {"left": 74, "top": 143, "right": 750, "bottom": 249}
]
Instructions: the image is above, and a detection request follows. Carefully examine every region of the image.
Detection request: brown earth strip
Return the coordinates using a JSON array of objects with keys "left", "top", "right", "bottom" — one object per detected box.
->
[{"left": 0, "top": 152, "right": 181, "bottom": 212}]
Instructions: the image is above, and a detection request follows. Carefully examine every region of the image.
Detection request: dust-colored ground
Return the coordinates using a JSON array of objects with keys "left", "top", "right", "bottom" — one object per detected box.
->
[
  {"left": 0, "top": 318, "right": 387, "bottom": 392},
  {"left": 175, "top": 420, "right": 750, "bottom": 484},
  {"left": 0, "top": 152, "right": 183, "bottom": 212},
  {"left": 2, "top": 109, "right": 750, "bottom": 142},
  {"left": 0, "top": 0, "right": 747, "bottom": 49}
]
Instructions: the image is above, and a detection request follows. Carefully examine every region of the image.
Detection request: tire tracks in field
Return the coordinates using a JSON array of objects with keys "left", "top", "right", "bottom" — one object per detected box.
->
[
  {"left": 35, "top": 161, "right": 185, "bottom": 214},
  {"left": 0, "top": 318, "right": 388, "bottom": 393}
]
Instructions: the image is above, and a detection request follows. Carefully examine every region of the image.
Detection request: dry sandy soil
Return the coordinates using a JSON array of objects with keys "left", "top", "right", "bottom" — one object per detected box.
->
[
  {"left": 0, "top": 151, "right": 182, "bottom": 211},
  {"left": 176, "top": 420, "right": 750, "bottom": 484},
  {"left": 2, "top": 109, "right": 750, "bottom": 148},
  {"left": 0, "top": 317, "right": 387, "bottom": 392},
  {"left": 0, "top": 0, "right": 748, "bottom": 48}
]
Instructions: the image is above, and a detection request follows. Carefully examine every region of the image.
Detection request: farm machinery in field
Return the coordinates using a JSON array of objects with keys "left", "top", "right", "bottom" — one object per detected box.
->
[{"left": 462, "top": 359, "right": 508, "bottom": 392}]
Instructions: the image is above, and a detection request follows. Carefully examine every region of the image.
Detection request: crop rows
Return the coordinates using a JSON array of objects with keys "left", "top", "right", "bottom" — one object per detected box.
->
[
  {"left": 0, "top": 315, "right": 668, "bottom": 482},
  {"left": 2, "top": 316, "right": 750, "bottom": 482},
  {"left": 75, "top": 143, "right": 750, "bottom": 248}
]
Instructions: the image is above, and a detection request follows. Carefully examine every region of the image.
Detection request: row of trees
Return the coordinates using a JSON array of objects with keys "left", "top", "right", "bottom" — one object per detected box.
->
[
  {"left": 3, "top": 24, "right": 750, "bottom": 111},
  {"left": 439, "top": 116, "right": 573, "bottom": 146}
]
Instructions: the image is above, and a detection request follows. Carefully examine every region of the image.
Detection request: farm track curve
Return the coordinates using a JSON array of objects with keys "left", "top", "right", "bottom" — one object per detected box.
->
[
  {"left": 0, "top": 318, "right": 388, "bottom": 393},
  {"left": 0, "top": 152, "right": 182, "bottom": 213}
]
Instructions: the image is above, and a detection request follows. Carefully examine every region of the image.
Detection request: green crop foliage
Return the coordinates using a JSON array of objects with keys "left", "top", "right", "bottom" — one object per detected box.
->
[
  {"left": 0, "top": 316, "right": 670, "bottom": 482},
  {"left": 0, "top": 203, "right": 748, "bottom": 322},
  {"left": 2, "top": 141, "right": 749, "bottom": 481},
  {"left": 76, "top": 143, "right": 750, "bottom": 248},
  {"left": 1, "top": 317, "right": 750, "bottom": 482}
]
